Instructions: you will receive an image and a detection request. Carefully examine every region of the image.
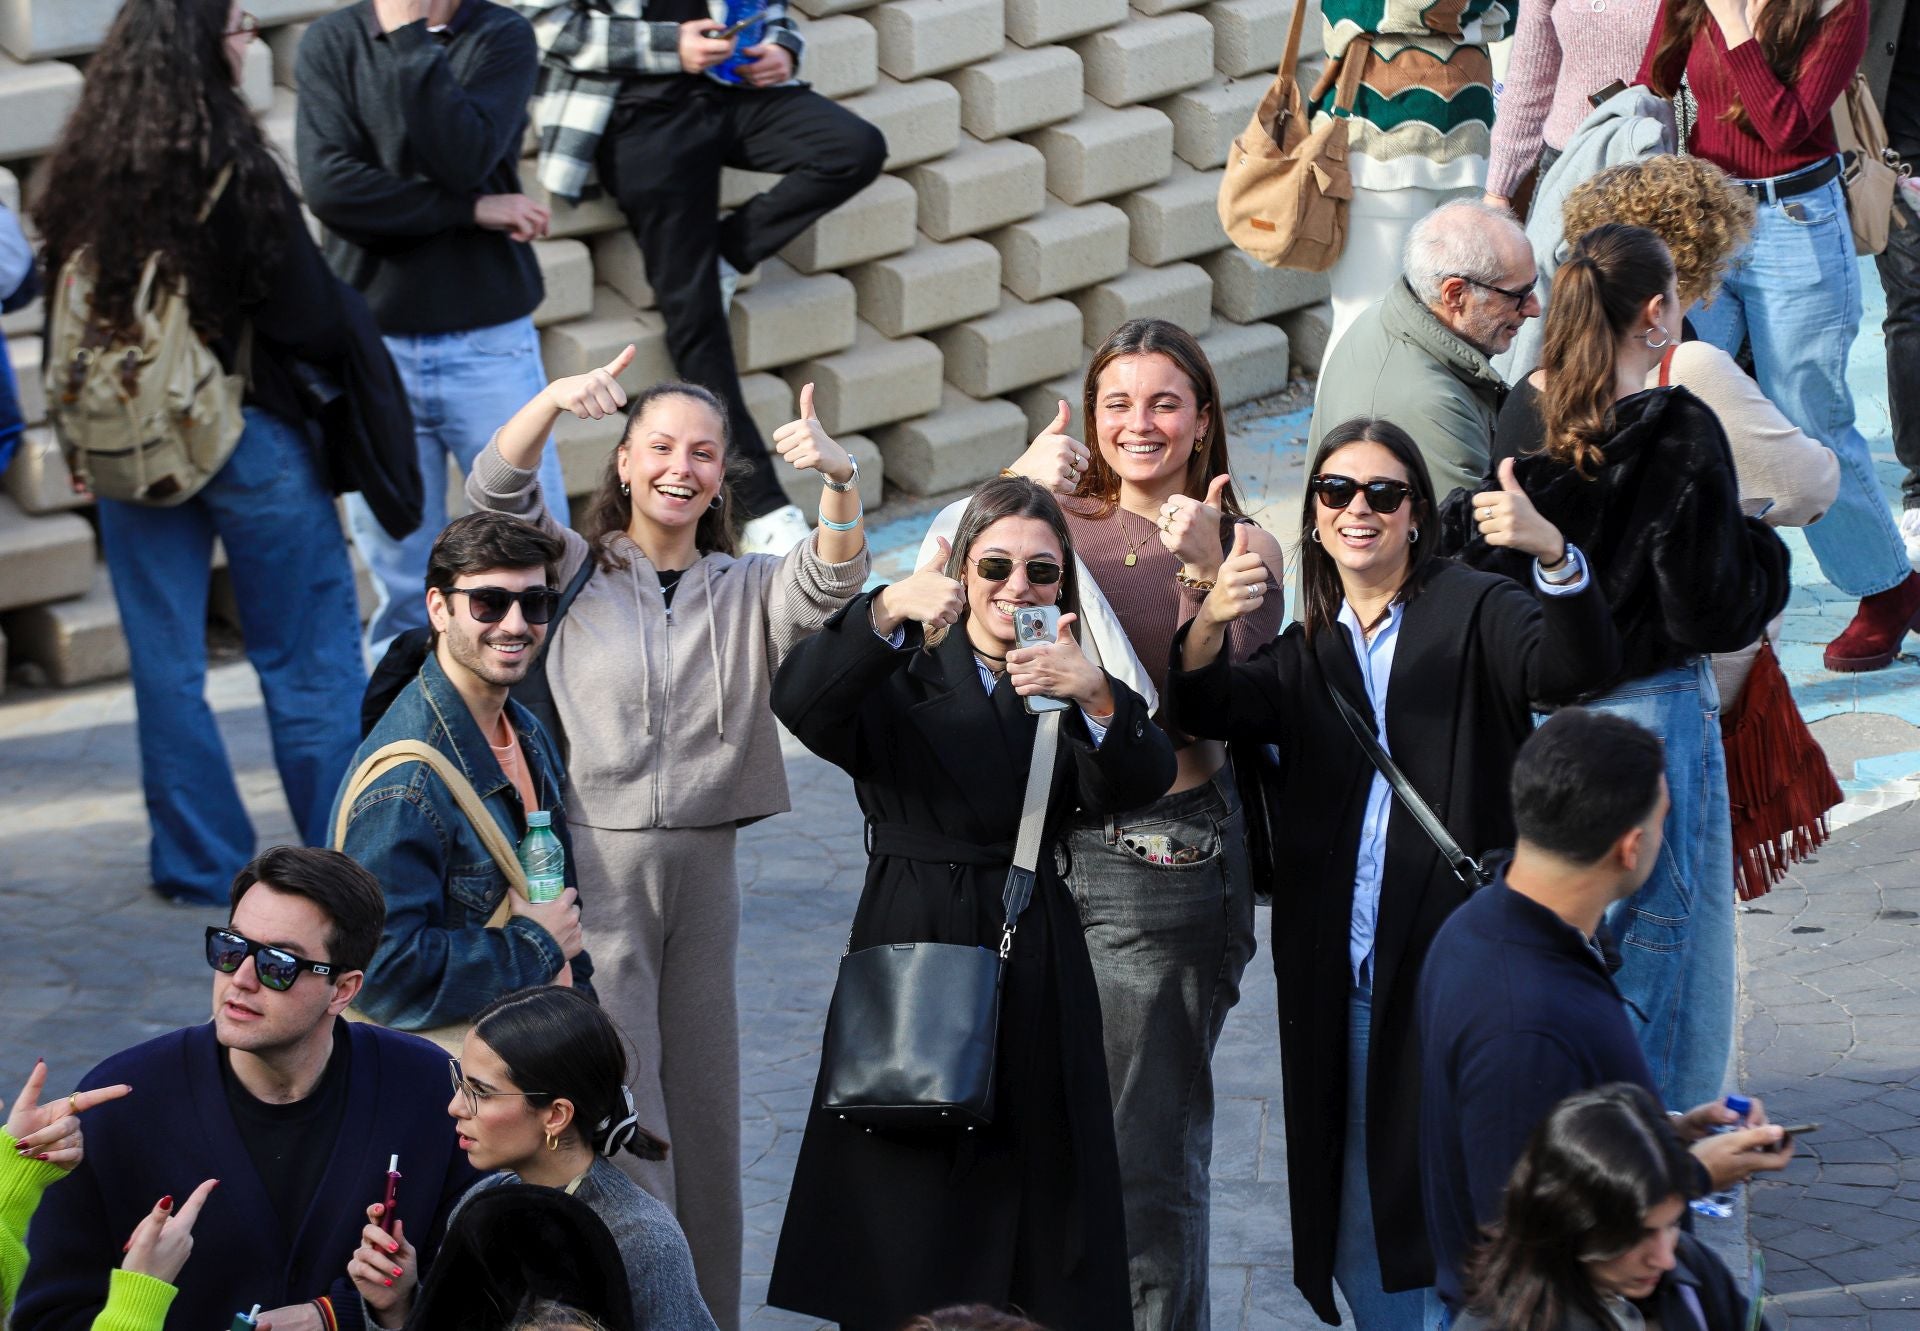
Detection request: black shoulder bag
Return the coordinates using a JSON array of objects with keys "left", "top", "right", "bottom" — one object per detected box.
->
[
  {"left": 817, "top": 709, "right": 1061, "bottom": 1130},
  {"left": 1327, "top": 681, "right": 1493, "bottom": 889}
]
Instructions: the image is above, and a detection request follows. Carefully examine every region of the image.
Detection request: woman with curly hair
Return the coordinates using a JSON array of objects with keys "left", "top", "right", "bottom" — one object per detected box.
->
[{"left": 31, "top": 0, "right": 366, "bottom": 906}]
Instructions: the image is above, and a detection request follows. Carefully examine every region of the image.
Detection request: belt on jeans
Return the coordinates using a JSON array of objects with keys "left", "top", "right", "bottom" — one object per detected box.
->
[{"left": 1735, "top": 155, "right": 1841, "bottom": 203}]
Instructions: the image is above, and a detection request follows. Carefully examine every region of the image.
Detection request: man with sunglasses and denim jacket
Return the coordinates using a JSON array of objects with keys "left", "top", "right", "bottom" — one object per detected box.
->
[
  {"left": 335, "top": 511, "right": 596, "bottom": 1031},
  {"left": 14, "top": 847, "right": 477, "bottom": 1331}
]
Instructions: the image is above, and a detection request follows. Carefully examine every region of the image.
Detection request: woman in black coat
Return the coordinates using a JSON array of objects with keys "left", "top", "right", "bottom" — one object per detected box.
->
[
  {"left": 1167, "top": 418, "right": 1620, "bottom": 1329},
  {"left": 766, "top": 477, "right": 1176, "bottom": 1331}
]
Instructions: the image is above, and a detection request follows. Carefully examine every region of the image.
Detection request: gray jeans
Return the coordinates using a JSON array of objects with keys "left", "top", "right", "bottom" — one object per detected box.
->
[{"left": 1069, "top": 772, "right": 1259, "bottom": 1331}]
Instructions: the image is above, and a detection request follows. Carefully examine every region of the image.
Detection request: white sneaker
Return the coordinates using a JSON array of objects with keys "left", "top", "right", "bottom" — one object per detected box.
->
[
  {"left": 718, "top": 256, "right": 745, "bottom": 312},
  {"left": 740, "top": 503, "right": 812, "bottom": 555},
  {"left": 1902, "top": 508, "right": 1920, "bottom": 569}
]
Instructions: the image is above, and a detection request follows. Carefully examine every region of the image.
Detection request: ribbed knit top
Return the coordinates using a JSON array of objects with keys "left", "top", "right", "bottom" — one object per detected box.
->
[
  {"left": 1486, "top": 0, "right": 1662, "bottom": 198},
  {"left": 1636, "top": 0, "right": 1866, "bottom": 180}
]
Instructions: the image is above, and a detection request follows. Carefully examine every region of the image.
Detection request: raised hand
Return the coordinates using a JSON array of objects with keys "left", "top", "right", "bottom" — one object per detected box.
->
[
  {"left": 873, "top": 538, "right": 966, "bottom": 635},
  {"left": 6, "top": 1059, "right": 132, "bottom": 1170},
  {"left": 122, "top": 1179, "right": 220, "bottom": 1286},
  {"left": 1472, "top": 457, "right": 1567, "bottom": 565},
  {"left": 349, "top": 1203, "right": 420, "bottom": 1327},
  {"left": 1159, "top": 472, "right": 1233, "bottom": 579},
  {"left": 545, "top": 346, "right": 635, "bottom": 421},
  {"left": 1005, "top": 401, "right": 1090, "bottom": 494},
  {"left": 772, "top": 383, "right": 855, "bottom": 483},
  {"left": 1197, "top": 524, "right": 1271, "bottom": 627},
  {"left": 1007, "top": 612, "right": 1112, "bottom": 715}
]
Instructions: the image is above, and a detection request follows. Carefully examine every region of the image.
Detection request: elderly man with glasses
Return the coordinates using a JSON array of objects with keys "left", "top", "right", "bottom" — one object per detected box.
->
[
  {"left": 12, "top": 847, "right": 477, "bottom": 1331},
  {"left": 1311, "top": 199, "right": 1543, "bottom": 503}
]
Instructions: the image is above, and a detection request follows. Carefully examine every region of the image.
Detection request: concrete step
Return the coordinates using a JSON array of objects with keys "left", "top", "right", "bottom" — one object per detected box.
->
[
  {"left": 872, "top": 384, "right": 1029, "bottom": 495},
  {"left": 780, "top": 321, "right": 944, "bottom": 435},
  {"left": 841, "top": 76, "right": 964, "bottom": 172},
  {"left": 1023, "top": 104, "right": 1174, "bottom": 205},
  {"left": 1071, "top": 13, "right": 1215, "bottom": 109},
  {"left": 0, "top": 48, "right": 82, "bottom": 160},
  {"left": 729, "top": 259, "right": 859, "bottom": 372},
  {"left": 4, "top": 427, "right": 87, "bottom": 515},
  {"left": 900, "top": 136, "right": 1048, "bottom": 242},
  {"left": 849, "top": 235, "right": 1003, "bottom": 338},
  {"left": 1, "top": 563, "right": 126, "bottom": 687},
  {"left": 988, "top": 199, "right": 1130, "bottom": 303},
  {"left": 1068, "top": 260, "right": 1213, "bottom": 347},
  {"left": 928, "top": 293, "right": 1083, "bottom": 398},
  {"left": 780, "top": 173, "right": 919, "bottom": 275},
  {"left": 941, "top": 43, "right": 1084, "bottom": 140},
  {"left": 1117, "top": 160, "right": 1230, "bottom": 266},
  {"left": 0, "top": 494, "right": 94, "bottom": 613},
  {"left": 1199, "top": 318, "right": 1292, "bottom": 406},
  {"left": 874, "top": 0, "right": 1004, "bottom": 80}
]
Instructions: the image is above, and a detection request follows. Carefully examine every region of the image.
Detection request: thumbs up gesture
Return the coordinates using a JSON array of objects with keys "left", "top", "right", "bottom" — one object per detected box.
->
[
  {"left": 772, "top": 382, "right": 856, "bottom": 486},
  {"left": 1158, "top": 471, "right": 1236, "bottom": 580},
  {"left": 545, "top": 345, "right": 636, "bottom": 420},
  {"left": 1199, "top": 522, "right": 1275, "bottom": 628},
  {"left": 1003, "top": 400, "right": 1092, "bottom": 495},
  {"left": 1471, "top": 457, "right": 1568, "bottom": 565},
  {"left": 872, "top": 536, "right": 967, "bottom": 635}
]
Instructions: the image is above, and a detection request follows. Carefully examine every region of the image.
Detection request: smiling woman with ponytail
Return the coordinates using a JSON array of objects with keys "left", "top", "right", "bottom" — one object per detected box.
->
[{"left": 1443, "top": 221, "right": 1791, "bottom": 1118}]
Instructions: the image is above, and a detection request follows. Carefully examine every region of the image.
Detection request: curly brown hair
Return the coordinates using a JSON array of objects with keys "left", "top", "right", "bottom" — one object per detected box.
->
[
  {"left": 1559, "top": 156, "right": 1755, "bottom": 309},
  {"left": 31, "top": 0, "right": 289, "bottom": 343}
]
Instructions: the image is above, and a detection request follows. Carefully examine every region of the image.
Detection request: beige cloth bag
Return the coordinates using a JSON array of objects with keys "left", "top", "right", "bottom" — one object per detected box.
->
[
  {"left": 333, "top": 741, "right": 524, "bottom": 1053},
  {"left": 1216, "top": 0, "right": 1368, "bottom": 274},
  {"left": 1834, "top": 71, "right": 1909, "bottom": 257}
]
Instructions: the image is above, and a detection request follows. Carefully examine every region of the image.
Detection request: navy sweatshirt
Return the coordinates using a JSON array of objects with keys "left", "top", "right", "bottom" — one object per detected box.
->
[
  {"left": 1417, "top": 874, "right": 1660, "bottom": 1308},
  {"left": 13, "top": 1020, "right": 477, "bottom": 1331},
  {"left": 296, "top": 1, "right": 544, "bottom": 334}
]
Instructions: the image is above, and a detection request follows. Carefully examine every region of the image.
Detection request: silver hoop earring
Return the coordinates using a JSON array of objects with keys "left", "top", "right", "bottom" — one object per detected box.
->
[
  {"left": 709, "top": 495, "right": 723, "bottom": 511},
  {"left": 1309, "top": 528, "right": 1323, "bottom": 544},
  {"left": 1644, "top": 324, "right": 1672, "bottom": 350},
  {"left": 620, "top": 481, "right": 631, "bottom": 497},
  {"left": 1408, "top": 527, "right": 1419, "bottom": 544}
]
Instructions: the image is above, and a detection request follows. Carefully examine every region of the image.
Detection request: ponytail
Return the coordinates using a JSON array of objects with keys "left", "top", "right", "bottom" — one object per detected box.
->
[{"left": 1539, "top": 224, "right": 1675, "bottom": 477}]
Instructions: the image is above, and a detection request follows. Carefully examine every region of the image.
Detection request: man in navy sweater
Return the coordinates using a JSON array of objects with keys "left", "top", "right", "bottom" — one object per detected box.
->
[
  {"left": 14, "top": 849, "right": 477, "bottom": 1331},
  {"left": 1418, "top": 708, "right": 1793, "bottom": 1308}
]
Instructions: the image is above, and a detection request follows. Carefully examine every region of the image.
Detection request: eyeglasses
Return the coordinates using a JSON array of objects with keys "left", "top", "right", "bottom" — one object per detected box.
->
[
  {"left": 1309, "top": 474, "right": 1416, "bottom": 514},
  {"left": 225, "top": 12, "right": 260, "bottom": 36},
  {"left": 445, "top": 585, "right": 561, "bottom": 624},
  {"left": 969, "top": 556, "right": 1064, "bottom": 586},
  {"left": 205, "top": 927, "right": 336, "bottom": 991},
  {"left": 449, "top": 1057, "right": 546, "bottom": 1119},
  {"left": 1458, "top": 274, "right": 1538, "bottom": 308}
]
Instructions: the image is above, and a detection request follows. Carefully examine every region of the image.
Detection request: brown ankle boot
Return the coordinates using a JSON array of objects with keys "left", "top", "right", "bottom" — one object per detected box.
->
[{"left": 1824, "top": 571, "right": 1920, "bottom": 671}]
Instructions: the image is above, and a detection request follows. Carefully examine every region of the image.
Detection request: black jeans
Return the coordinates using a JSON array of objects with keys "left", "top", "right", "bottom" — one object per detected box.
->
[
  {"left": 598, "top": 80, "right": 886, "bottom": 519},
  {"left": 1877, "top": 189, "right": 1920, "bottom": 510}
]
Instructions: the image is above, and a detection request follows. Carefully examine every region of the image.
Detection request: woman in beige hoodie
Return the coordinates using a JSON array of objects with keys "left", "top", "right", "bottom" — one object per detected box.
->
[{"left": 466, "top": 348, "right": 870, "bottom": 1331}]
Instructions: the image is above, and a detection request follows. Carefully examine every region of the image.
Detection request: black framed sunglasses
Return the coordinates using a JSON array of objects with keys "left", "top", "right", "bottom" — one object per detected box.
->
[
  {"left": 446, "top": 585, "right": 562, "bottom": 624},
  {"left": 1458, "top": 274, "right": 1538, "bottom": 307},
  {"left": 969, "top": 555, "right": 1064, "bottom": 585},
  {"left": 205, "top": 927, "right": 336, "bottom": 991},
  {"left": 1310, "top": 474, "right": 1416, "bottom": 514}
]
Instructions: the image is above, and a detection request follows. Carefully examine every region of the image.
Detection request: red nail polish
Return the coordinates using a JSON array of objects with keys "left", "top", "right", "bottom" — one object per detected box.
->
[
  {"left": 158, "top": 1195, "right": 172, "bottom": 1209},
  {"left": 122, "top": 1240, "right": 132, "bottom": 1253},
  {"left": 35, "top": 1153, "right": 48, "bottom": 1161},
  {"left": 384, "top": 1279, "right": 393, "bottom": 1288},
  {"left": 392, "top": 1268, "right": 403, "bottom": 1279},
  {"left": 388, "top": 1244, "right": 399, "bottom": 1255}
]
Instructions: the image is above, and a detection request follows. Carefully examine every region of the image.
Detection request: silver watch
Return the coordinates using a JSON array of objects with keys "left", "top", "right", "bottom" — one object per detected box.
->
[{"left": 822, "top": 455, "right": 860, "bottom": 493}]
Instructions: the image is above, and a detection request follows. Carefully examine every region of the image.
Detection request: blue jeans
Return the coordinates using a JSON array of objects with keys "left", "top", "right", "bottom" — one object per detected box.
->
[
  {"left": 344, "top": 316, "right": 571, "bottom": 655},
  {"left": 1593, "top": 659, "right": 1735, "bottom": 1113},
  {"left": 1336, "top": 980, "right": 1447, "bottom": 1331},
  {"left": 1690, "top": 166, "right": 1909, "bottom": 598},
  {"left": 96, "top": 407, "right": 366, "bottom": 904}
]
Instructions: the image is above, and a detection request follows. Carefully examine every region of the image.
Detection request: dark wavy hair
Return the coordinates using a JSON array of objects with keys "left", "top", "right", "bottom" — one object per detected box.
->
[
  {"left": 1295, "top": 418, "right": 1438, "bottom": 641},
  {"left": 579, "top": 381, "right": 747, "bottom": 571},
  {"left": 32, "top": 0, "right": 289, "bottom": 342},
  {"left": 1646, "top": 0, "right": 1829, "bottom": 135},
  {"left": 471, "top": 987, "right": 669, "bottom": 1162},
  {"left": 1463, "top": 1084, "right": 1702, "bottom": 1331},
  {"left": 928, "top": 476, "right": 1083, "bottom": 647},
  {"left": 1075, "top": 319, "right": 1245, "bottom": 522},
  {"left": 898, "top": 1307, "right": 1051, "bottom": 1331}
]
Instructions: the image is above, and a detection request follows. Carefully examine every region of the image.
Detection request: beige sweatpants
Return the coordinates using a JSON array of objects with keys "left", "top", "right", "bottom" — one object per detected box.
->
[{"left": 573, "top": 821, "right": 743, "bottom": 1331}]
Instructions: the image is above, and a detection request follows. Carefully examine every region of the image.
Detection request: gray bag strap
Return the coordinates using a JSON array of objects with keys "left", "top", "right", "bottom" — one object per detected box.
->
[{"left": 998, "top": 709, "right": 1062, "bottom": 957}]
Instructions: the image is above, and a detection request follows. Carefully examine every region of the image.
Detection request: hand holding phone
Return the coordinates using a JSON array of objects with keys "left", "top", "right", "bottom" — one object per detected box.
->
[
  {"left": 708, "top": 8, "right": 768, "bottom": 39},
  {"left": 1012, "top": 606, "right": 1070, "bottom": 714}
]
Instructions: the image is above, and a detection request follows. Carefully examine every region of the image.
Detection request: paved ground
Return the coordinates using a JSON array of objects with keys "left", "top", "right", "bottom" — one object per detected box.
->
[{"left": 2, "top": 253, "right": 1916, "bottom": 1326}]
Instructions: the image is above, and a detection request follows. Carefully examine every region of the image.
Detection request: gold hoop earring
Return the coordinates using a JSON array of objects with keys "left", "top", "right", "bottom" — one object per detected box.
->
[{"left": 545, "top": 1131, "right": 559, "bottom": 1151}]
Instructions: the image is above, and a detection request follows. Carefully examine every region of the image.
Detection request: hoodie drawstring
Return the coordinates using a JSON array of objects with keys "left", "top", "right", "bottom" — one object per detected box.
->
[{"left": 704, "top": 559, "right": 726, "bottom": 741}]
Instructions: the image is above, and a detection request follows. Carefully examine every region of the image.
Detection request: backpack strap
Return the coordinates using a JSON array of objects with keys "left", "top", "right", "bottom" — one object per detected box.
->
[
  {"left": 333, "top": 740, "right": 524, "bottom": 928},
  {"left": 197, "top": 163, "right": 236, "bottom": 224}
]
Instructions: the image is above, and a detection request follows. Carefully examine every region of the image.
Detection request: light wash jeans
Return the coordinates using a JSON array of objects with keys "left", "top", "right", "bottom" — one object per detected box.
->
[
  {"left": 344, "top": 315, "right": 571, "bottom": 655},
  {"left": 1594, "top": 658, "right": 1736, "bottom": 1113},
  {"left": 1335, "top": 980, "right": 1448, "bottom": 1331},
  {"left": 1690, "top": 164, "right": 1909, "bottom": 598},
  {"left": 96, "top": 407, "right": 366, "bottom": 904},
  {"left": 1068, "top": 773, "right": 1258, "bottom": 1331}
]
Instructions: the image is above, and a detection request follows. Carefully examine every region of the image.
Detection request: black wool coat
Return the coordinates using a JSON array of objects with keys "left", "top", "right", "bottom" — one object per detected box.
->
[
  {"left": 765, "top": 593, "right": 1177, "bottom": 1331},
  {"left": 1458, "top": 382, "right": 1792, "bottom": 690},
  {"left": 1164, "top": 560, "right": 1621, "bottom": 1323}
]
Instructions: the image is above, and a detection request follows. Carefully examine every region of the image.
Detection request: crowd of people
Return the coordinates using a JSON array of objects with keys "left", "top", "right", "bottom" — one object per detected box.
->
[{"left": 2, "top": 0, "right": 1916, "bottom": 1327}]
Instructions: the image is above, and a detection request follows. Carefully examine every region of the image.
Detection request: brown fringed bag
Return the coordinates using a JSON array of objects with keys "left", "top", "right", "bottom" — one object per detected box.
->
[{"left": 1721, "top": 641, "right": 1842, "bottom": 900}]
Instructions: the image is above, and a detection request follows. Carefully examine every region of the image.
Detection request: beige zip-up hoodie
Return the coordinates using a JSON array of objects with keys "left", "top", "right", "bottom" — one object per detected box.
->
[{"left": 468, "top": 442, "right": 869, "bottom": 831}]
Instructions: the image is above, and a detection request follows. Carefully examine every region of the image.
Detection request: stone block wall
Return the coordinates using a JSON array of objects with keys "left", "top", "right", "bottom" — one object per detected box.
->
[{"left": 0, "top": 0, "right": 1326, "bottom": 689}]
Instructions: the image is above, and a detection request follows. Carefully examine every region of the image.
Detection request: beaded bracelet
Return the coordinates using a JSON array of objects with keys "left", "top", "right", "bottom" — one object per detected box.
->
[{"left": 821, "top": 506, "right": 864, "bottom": 532}]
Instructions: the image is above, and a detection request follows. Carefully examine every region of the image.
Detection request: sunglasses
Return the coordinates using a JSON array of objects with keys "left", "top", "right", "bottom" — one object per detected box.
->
[
  {"left": 1310, "top": 474, "right": 1416, "bottom": 514},
  {"left": 449, "top": 1057, "right": 547, "bottom": 1119},
  {"left": 446, "top": 585, "right": 561, "bottom": 624},
  {"left": 969, "top": 556, "right": 1064, "bottom": 586},
  {"left": 205, "top": 927, "right": 336, "bottom": 992}
]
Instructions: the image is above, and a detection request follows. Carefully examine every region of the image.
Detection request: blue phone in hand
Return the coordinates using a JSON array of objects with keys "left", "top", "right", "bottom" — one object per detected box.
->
[{"left": 708, "top": 6, "right": 769, "bottom": 85}]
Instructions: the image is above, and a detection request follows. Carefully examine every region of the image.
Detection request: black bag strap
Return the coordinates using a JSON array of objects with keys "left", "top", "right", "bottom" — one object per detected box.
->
[
  {"left": 1326, "top": 679, "right": 1490, "bottom": 887},
  {"left": 998, "top": 709, "right": 1061, "bottom": 958},
  {"left": 532, "top": 552, "right": 597, "bottom": 673}
]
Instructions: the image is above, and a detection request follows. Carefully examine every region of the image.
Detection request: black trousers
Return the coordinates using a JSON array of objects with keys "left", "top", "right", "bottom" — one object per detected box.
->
[
  {"left": 1877, "top": 188, "right": 1920, "bottom": 510},
  {"left": 599, "top": 79, "right": 886, "bottom": 519}
]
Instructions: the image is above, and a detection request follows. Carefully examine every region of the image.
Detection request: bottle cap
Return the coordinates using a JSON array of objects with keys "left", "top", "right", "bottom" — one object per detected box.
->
[
  {"left": 1725, "top": 1093, "right": 1753, "bottom": 1118},
  {"left": 527, "top": 810, "right": 551, "bottom": 828}
]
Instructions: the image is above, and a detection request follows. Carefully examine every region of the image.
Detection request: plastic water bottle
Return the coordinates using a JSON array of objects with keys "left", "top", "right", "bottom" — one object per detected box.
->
[
  {"left": 518, "top": 811, "right": 566, "bottom": 904},
  {"left": 1690, "top": 1093, "right": 1753, "bottom": 1219}
]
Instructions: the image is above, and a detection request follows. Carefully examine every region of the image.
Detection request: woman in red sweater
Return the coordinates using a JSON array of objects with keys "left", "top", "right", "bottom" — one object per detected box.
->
[{"left": 1640, "top": 0, "right": 1920, "bottom": 672}]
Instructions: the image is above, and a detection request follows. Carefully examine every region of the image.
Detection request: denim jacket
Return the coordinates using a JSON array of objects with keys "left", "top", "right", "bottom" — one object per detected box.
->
[{"left": 333, "top": 653, "right": 596, "bottom": 1029}]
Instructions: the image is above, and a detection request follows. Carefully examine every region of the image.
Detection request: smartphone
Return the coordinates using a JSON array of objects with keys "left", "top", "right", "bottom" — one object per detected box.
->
[
  {"left": 708, "top": 8, "right": 767, "bottom": 39},
  {"left": 1588, "top": 79, "right": 1628, "bottom": 109},
  {"left": 1741, "top": 496, "right": 1777, "bottom": 520},
  {"left": 1774, "top": 1121, "right": 1820, "bottom": 1144},
  {"left": 1012, "top": 605, "right": 1070, "bottom": 714}
]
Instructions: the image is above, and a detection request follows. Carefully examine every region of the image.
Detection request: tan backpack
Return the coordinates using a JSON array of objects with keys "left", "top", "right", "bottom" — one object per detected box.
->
[
  {"left": 43, "top": 165, "right": 248, "bottom": 506},
  {"left": 1834, "top": 71, "right": 1910, "bottom": 257}
]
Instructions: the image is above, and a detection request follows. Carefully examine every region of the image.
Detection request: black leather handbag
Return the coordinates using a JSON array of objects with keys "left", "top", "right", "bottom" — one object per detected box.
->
[{"left": 817, "top": 710, "right": 1060, "bottom": 1130}]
